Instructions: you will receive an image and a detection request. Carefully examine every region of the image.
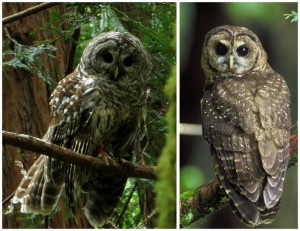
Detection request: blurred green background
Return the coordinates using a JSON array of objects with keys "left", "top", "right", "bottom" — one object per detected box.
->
[{"left": 180, "top": 2, "right": 297, "bottom": 228}]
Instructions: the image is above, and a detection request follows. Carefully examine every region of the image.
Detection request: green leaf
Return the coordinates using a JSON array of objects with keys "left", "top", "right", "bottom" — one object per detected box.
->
[{"left": 284, "top": 10, "right": 298, "bottom": 22}]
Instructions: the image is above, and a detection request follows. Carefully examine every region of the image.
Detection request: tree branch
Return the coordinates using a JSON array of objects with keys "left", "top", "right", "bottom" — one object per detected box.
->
[
  {"left": 3, "top": 131, "right": 157, "bottom": 180},
  {"left": 3, "top": 3, "right": 60, "bottom": 25},
  {"left": 180, "top": 132, "right": 298, "bottom": 227}
]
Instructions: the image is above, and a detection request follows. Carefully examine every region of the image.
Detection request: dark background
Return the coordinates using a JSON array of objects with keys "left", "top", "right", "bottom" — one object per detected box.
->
[{"left": 180, "top": 2, "right": 297, "bottom": 228}]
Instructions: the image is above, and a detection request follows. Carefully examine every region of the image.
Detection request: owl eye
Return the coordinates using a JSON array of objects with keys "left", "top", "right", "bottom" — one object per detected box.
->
[
  {"left": 215, "top": 43, "right": 228, "bottom": 56},
  {"left": 237, "top": 45, "right": 249, "bottom": 57},
  {"left": 102, "top": 53, "right": 113, "bottom": 63},
  {"left": 123, "top": 56, "right": 134, "bottom": 67}
]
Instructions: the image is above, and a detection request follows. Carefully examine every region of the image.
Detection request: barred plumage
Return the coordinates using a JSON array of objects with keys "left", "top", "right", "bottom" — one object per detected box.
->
[
  {"left": 12, "top": 31, "right": 152, "bottom": 227},
  {"left": 201, "top": 25, "right": 291, "bottom": 226}
]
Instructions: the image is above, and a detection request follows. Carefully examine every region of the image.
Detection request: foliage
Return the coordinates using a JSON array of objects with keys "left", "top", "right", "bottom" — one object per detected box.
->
[
  {"left": 3, "top": 2, "right": 175, "bottom": 228},
  {"left": 111, "top": 179, "right": 142, "bottom": 228},
  {"left": 3, "top": 41, "right": 57, "bottom": 89},
  {"left": 284, "top": 10, "right": 298, "bottom": 22}
]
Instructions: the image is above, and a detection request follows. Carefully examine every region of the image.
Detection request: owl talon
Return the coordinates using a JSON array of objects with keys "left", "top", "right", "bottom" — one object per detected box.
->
[{"left": 97, "top": 152, "right": 114, "bottom": 166}]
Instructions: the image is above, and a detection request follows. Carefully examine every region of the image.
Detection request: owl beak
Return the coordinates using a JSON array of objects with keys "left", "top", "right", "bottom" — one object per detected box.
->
[
  {"left": 114, "top": 67, "right": 119, "bottom": 79},
  {"left": 229, "top": 56, "right": 234, "bottom": 70}
]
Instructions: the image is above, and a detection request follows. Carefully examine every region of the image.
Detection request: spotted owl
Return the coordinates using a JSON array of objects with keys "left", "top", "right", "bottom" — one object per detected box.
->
[
  {"left": 12, "top": 31, "right": 152, "bottom": 227},
  {"left": 201, "top": 25, "right": 291, "bottom": 226}
]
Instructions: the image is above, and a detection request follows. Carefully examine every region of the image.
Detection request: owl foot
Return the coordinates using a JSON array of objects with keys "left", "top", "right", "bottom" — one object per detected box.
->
[{"left": 97, "top": 152, "right": 115, "bottom": 166}]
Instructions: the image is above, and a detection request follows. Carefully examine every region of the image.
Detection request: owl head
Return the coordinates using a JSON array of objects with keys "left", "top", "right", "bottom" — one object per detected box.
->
[
  {"left": 78, "top": 31, "right": 152, "bottom": 83},
  {"left": 201, "top": 25, "right": 269, "bottom": 88}
]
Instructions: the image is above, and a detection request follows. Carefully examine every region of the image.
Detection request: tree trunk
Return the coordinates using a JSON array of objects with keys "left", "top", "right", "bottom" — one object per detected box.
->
[{"left": 2, "top": 2, "right": 90, "bottom": 228}]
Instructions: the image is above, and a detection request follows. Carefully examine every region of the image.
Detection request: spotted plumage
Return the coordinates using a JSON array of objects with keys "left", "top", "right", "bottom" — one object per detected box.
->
[
  {"left": 12, "top": 31, "right": 152, "bottom": 227},
  {"left": 201, "top": 25, "right": 291, "bottom": 226}
]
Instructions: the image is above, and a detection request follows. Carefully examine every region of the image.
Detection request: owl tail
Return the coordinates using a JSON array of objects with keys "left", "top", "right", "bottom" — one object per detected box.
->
[
  {"left": 12, "top": 155, "right": 65, "bottom": 215},
  {"left": 233, "top": 161, "right": 286, "bottom": 226},
  {"left": 259, "top": 200, "right": 281, "bottom": 224},
  {"left": 82, "top": 174, "right": 128, "bottom": 227},
  {"left": 230, "top": 197, "right": 281, "bottom": 226}
]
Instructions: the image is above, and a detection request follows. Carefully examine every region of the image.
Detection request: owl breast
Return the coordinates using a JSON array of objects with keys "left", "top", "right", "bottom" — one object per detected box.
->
[{"left": 86, "top": 83, "right": 144, "bottom": 157}]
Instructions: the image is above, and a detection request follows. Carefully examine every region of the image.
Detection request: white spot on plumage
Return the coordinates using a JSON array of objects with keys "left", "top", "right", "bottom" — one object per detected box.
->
[
  {"left": 85, "top": 78, "right": 94, "bottom": 86},
  {"left": 73, "top": 111, "right": 78, "bottom": 118},
  {"left": 84, "top": 88, "right": 95, "bottom": 95},
  {"left": 54, "top": 97, "right": 60, "bottom": 103},
  {"left": 28, "top": 182, "right": 34, "bottom": 188},
  {"left": 24, "top": 175, "right": 31, "bottom": 180},
  {"left": 17, "top": 186, "right": 26, "bottom": 192},
  {"left": 61, "top": 97, "right": 70, "bottom": 105}
]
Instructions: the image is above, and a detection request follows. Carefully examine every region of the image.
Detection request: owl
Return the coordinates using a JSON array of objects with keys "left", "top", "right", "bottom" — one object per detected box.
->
[
  {"left": 201, "top": 25, "right": 291, "bottom": 226},
  {"left": 11, "top": 31, "right": 152, "bottom": 227}
]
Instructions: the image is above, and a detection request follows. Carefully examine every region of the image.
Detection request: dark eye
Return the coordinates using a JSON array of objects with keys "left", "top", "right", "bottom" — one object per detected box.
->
[
  {"left": 237, "top": 45, "right": 249, "bottom": 57},
  {"left": 215, "top": 43, "right": 228, "bottom": 56},
  {"left": 102, "top": 53, "right": 113, "bottom": 63},
  {"left": 123, "top": 56, "right": 134, "bottom": 67}
]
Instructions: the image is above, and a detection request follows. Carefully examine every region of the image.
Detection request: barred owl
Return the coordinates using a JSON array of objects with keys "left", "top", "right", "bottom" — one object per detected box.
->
[
  {"left": 12, "top": 31, "right": 152, "bottom": 227},
  {"left": 201, "top": 25, "right": 291, "bottom": 226}
]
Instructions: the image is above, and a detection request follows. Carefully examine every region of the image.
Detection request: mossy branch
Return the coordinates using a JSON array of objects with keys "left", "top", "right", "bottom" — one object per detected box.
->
[
  {"left": 3, "top": 131, "right": 157, "bottom": 180},
  {"left": 180, "top": 131, "right": 298, "bottom": 227}
]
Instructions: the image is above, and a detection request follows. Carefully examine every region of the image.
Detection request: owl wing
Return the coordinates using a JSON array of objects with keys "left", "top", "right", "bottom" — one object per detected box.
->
[
  {"left": 49, "top": 69, "right": 107, "bottom": 221},
  {"left": 46, "top": 69, "right": 100, "bottom": 149},
  {"left": 12, "top": 69, "right": 101, "bottom": 217},
  {"left": 202, "top": 84, "right": 264, "bottom": 225},
  {"left": 252, "top": 72, "right": 290, "bottom": 209},
  {"left": 202, "top": 72, "right": 290, "bottom": 226},
  {"left": 11, "top": 154, "right": 65, "bottom": 214}
]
